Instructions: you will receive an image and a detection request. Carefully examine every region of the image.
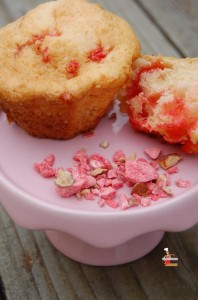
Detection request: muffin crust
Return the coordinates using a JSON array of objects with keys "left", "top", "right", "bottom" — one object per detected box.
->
[{"left": 0, "top": 0, "right": 140, "bottom": 139}]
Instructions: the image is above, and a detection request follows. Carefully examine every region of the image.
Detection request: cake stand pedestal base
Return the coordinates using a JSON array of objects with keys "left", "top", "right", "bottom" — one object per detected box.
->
[{"left": 46, "top": 230, "right": 165, "bottom": 266}]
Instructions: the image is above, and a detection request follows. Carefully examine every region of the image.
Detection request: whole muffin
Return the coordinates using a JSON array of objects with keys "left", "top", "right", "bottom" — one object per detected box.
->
[
  {"left": 126, "top": 55, "right": 198, "bottom": 153},
  {"left": 0, "top": 0, "right": 140, "bottom": 139}
]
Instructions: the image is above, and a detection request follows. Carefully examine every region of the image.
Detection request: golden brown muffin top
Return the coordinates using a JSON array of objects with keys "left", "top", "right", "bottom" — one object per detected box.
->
[{"left": 0, "top": 0, "right": 140, "bottom": 102}]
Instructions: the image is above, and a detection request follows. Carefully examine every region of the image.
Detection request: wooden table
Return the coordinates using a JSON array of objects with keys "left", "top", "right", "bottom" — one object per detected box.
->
[{"left": 0, "top": 0, "right": 198, "bottom": 299}]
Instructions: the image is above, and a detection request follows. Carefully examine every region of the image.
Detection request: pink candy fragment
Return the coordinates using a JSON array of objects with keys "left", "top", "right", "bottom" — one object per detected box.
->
[
  {"left": 73, "top": 149, "right": 90, "bottom": 171},
  {"left": 55, "top": 167, "right": 96, "bottom": 198},
  {"left": 105, "top": 199, "right": 119, "bottom": 208},
  {"left": 99, "top": 187, "right": 116, "bottom": 200},
  {"left": 175, "top": 179, "right": 191, "bottom": 188},
  {"left": 111, "top": 178, "right": 123, "bottom": 189},
  {"left": 119, "top": 193, "right": 138, "bottom": 210},
  {"left": 167, "top": 166, "right": 179, "bottom": 174},
  {"left": 140, "top": 196, "right": 151, "bottom": 207},
  {"left": 55, "top": 185, "right": 81, "bottom": 198},
  {"left": 33, "top": 147, "right": 190, "bottom": 210},
  {"left": 107, "top": 168, "right": 117, "bottom": 179},
  {"left": 144, "top": 147, "right": 161, "bottom": 159},
  {"left": 82, "top": 131, "right": 95, "bottom": 138},
  {"left": 97, "top": 178, "right": 106, "bottom": 188},
  {"left": 83, "top": 192, "right": 95, "bottom": 201},
  {"left": 89, "top": 154, "right": 112, "bottom": 169},
  {"left": 113, "top": 150, "right": 126, "bottom": 163},
  {"left": 43, "top": 154, "right": 55, "bottom": 166},
  {"left": 125, "top": 160, "right": 158, "bottom": 183},
  {"left": 34, "top": 154, "right": 55, "bottom": 178}
]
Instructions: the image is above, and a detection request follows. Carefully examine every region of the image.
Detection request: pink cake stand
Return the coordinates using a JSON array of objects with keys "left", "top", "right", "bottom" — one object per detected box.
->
[{"left": 0, "top": 104, "right": 198, "bottom": 266}]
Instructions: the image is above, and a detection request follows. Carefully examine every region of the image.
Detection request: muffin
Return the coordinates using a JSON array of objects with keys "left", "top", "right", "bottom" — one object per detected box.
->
[
  {"left": 125, "top": 55, "right": 198, "bottom": 153},
  {"left": 0, "top": 0, "right": 140, "bottom": 139}
]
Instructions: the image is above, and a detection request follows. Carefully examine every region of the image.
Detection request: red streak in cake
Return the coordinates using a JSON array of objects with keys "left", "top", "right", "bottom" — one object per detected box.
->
[
  {"left": 66, "top": 60, "right": 80, "bottom": 78},
  {"left": 157, "top": 98, "right": 198, "bottom": 144},
  {"left": 126, "top": 60, "right": 166, "bottom": 132},
  {"left": 127, "top": 59, "right": 198, "bottom": 153},
  {"left": 88, "top": 43, "right": 111, "bottom": 62},
  {"left": 127, "top": 60, "right": 192, "bottom": 143},
  {"left": 42, "top": 46, "right": 50, "bottom": 63},
  {"left": 182, "top": 142, "right": 198, "bottom": 153},
  {"left": 15, "top": 30, "right": 61, "bottom": 62},
  {"left": 127, "top": 59, "right": 165, "bottom": 99},
  {"left": 162, "top": 98, "right": 185, "bottom": 117},
  {"left": 157, "top": 98, "right": 188, "bottom": 141}
]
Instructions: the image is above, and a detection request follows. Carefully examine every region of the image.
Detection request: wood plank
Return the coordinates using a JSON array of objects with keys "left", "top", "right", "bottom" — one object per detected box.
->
[
  {"left": 0, "top": 0, "right": 33, "bottom": 20},
  {"left": 1, "top": 206, "right": 197, "bottom": 300},
  {"left": 91, "top": 0, "right": 181, "bottom": 57},
  {"left": 0, "top": 0, "right": 49, "bottom": 21},
  {"left": 0, "top": 0, "right": 181, "bottom": 57},
  {"left": 103, "top": 265, "right": 147, "bottom": 299},
  {"left": 1, "top": 0, "right": 196, "bottom": 57},
  {"left": 0, "top": 207, "right": 40, "bottom": 300},
  {"left": 80, "top": 265, "right": 119, "bottom": 299},
  {"left": 136, "top": 0, "right": 198, "bottom": 57},
  {"left": 175, "top": 227, "right": 198, "bottom": 289},
  {"left": 32, "top": 231, "right": 80, "bottom": 300},
  {"left": 131, "top": 231, "right": 198, "bottom": 300},
  {"left": 0, "top": 2, "right": 11, "bottom": 26},
  {"left": 1, "top": 206, "right": 94, "bottom": 299}
]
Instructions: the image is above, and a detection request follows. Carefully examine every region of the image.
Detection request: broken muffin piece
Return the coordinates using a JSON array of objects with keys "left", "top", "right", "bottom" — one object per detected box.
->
[{"left": 125, "top": 55, "right": 198, "bottom": 153}]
